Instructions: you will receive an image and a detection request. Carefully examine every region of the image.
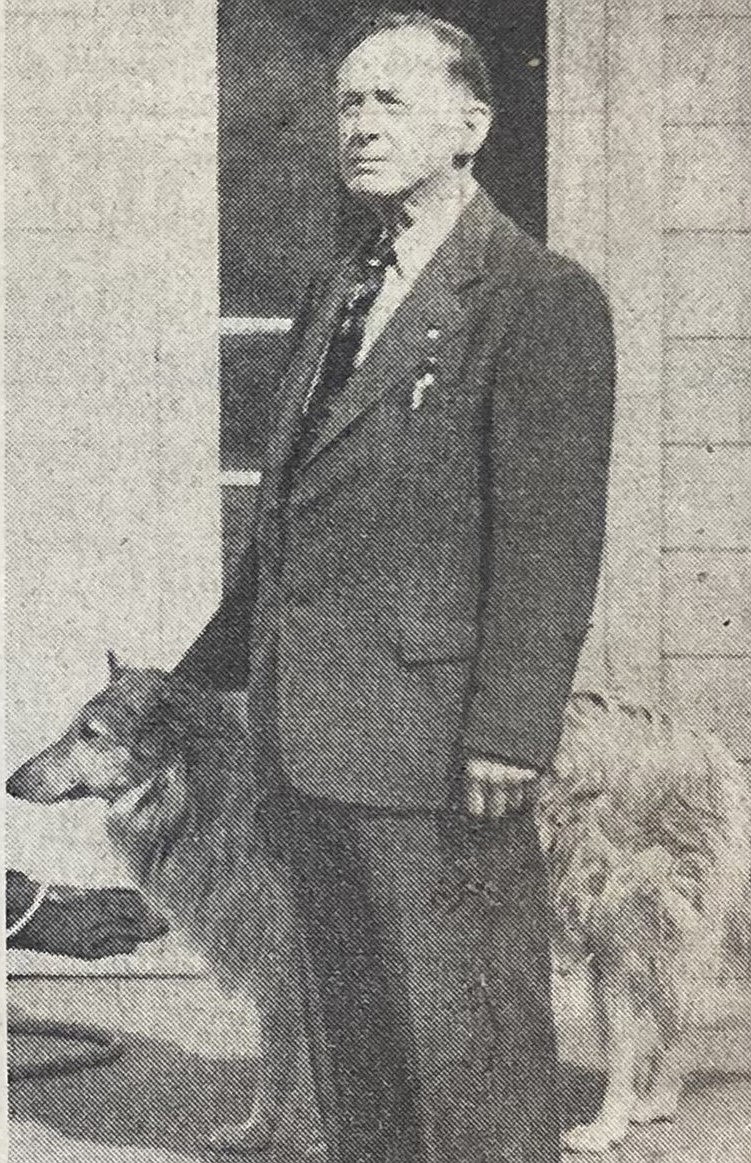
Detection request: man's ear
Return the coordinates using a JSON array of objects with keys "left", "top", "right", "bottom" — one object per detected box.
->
[
  {"left": 460, "top": 100, "right": 492, "bottom": 158},
  {"left": 107, "top": 649, "right": 127, "bottom": 681}
]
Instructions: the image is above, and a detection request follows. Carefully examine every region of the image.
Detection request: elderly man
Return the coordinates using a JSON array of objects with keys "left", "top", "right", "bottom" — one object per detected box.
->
[{"left": 177, "top": 10, "right": 614, "bottom": 1162}]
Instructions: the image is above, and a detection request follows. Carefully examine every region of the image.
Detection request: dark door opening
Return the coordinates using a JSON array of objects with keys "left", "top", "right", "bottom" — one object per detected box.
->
[{"left": 218, "top": 0, "right": 547, "bottom": 585}]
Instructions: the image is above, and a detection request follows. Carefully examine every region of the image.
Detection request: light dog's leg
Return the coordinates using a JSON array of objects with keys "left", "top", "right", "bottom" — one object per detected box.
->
[
  {"left": 206, "top": 1096, "right": 275, "bottom": 1155},
  {"left": 204, "top": 979, "right": 315, "bottom": 1157},
  {"left": 630, "top": 1038, "right": 682, "bottom": 1125},
  {"left": 201, "top": 973, "right": 284, "bottom": 1155},
  {"left": 206, "top": 871, "right": 326, "bottom": 1159},
  {"left": 562, "top": 967, "right": 638, "bottom": 1155}
]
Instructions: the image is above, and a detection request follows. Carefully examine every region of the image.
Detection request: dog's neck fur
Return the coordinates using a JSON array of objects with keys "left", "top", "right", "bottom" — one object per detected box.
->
[
  {"left": 106, "top": 758, "right": 193, "bottom": 886},
  {"left": 102, "top": 679, "right": 263, "bottom": 976}
]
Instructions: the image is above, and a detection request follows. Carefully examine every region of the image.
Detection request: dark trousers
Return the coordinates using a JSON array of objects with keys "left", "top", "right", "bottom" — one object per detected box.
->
[{"left": 283, "top": 790, "right": 561, "bottom": 1163}]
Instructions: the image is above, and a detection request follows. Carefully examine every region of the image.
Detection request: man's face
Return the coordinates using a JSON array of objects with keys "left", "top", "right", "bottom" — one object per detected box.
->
[{"left": 336, "top": 29, "right": 484, "bottom": 203}]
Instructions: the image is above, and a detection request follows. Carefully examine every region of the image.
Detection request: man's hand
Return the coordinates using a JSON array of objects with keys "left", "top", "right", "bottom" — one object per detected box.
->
[
  {"left": 464, "top": 758, "right": 538, "bottom": 818},
  {"left": 11, "top": 885, "right": 169, "bottom": 959}
]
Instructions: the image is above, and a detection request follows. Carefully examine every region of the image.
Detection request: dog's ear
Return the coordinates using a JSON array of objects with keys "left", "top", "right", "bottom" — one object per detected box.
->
[{"left": 107, "top": 649, "right": 127, "bottom": 681}]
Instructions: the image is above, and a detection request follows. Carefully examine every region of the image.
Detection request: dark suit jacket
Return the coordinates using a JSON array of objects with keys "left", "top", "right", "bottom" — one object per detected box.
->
[{"left": 176, "top": 188, "right": 615, "bottom": 810}]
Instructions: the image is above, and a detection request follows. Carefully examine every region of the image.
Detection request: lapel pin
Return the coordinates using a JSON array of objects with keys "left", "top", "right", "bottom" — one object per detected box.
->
[
  {"left": 427, "top": 326, "right": 441, "bottom": 341},
  {"left": 412, "top": 371, "right": 435, "bottom": 411}
]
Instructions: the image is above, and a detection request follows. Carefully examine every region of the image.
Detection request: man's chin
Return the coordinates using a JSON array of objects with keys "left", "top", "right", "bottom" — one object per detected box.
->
[{"left": 343, "top": 173, "right": 407, "bottom": 203}]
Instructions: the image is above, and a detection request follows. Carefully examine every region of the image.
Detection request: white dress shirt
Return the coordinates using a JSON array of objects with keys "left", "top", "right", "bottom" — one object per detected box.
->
[{"left": 355, "top": 177, "right": 480, "bottom": 366}]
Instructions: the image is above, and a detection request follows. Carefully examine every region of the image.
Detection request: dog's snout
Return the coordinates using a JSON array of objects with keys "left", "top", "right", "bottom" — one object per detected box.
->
[
  {"left": 7, "top": 757, "right": 72, "bottom": 804},
  {"left": 6, "top": 760, "right": 44, "bottom": 801},
  {"left": 7, "top": 774, "right": 58, "bottom": 803},
  {"left": 6, "top": 770, "right": 28, "bottom": 799}
]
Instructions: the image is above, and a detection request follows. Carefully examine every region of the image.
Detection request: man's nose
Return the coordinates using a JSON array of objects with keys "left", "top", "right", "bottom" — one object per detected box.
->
[
  {"left": 346, "top": 98, "right": 388, "bottom": 141},
  {"left": 348, "top": 124, "right": 380, "bottom": 147}
]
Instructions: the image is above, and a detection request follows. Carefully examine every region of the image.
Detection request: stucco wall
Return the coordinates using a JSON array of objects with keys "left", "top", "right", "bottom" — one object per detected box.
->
[{"left": 5, "top": 0, "right": 220, "bottom": 974}]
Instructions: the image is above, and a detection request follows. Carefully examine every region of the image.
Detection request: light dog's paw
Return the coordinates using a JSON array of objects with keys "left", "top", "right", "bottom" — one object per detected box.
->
[
  {"left": 302, "top": 1140, "right": 329, "bottom": 1160},
  {"left": 562, "top": 1118, "right": 628, "bottom": 1155},
  {"left": 204, "top": 1118, "right": 274, "bottom": 1155},
  {"left": 630, "top": 1091, "right": 679, "bottom": 1125}
]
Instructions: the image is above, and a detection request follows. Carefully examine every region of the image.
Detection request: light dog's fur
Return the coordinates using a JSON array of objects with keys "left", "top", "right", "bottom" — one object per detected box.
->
[
  {"left": 7, "top": 662, "right": 751, "bottom": 1156},
  {"left": 543, "top": 691, "right": 751, "bottom": 1152}
]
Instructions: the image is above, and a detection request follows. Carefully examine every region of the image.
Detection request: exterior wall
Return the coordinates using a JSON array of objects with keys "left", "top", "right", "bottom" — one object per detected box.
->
[
  {"left": 550, "top": 0, "right": 750, "bottom": 766},
  {"left": 549, "top": 0, "right": 664, "bottom": 704},
  {"left": 660, "top": 1, "right": 751, "bottom": 760},
  {"left": 5, "top": 0, "right": 219, "bottom": 973}
]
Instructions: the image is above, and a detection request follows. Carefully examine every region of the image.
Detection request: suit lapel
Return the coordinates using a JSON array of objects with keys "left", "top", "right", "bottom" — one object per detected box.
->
[
  {"left": 294, "top": 188, "right": 502, "bottom": 474},
  {"left": 259, "top": 262, "right": 353, "bottom": 505}
]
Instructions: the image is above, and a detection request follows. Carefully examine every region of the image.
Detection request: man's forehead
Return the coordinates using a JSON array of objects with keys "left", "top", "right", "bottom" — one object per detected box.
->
[{"left": 337, "top": 28, "right": 457, "bottom": 93}]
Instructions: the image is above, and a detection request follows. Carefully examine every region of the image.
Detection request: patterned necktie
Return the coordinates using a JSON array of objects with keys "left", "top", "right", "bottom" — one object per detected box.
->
[{"left": 292, "top": 230, "right": 397, "bottom": 466}]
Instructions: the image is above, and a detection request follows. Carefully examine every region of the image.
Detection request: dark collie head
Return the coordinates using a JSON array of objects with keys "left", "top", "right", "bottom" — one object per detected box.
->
[{"left": 7, "top": 652, "right": 228, "bottom": 807}]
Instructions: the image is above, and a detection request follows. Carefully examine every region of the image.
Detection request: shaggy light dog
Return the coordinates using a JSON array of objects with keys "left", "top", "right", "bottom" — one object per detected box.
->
[
  {"left": 8, "top": 662, "right": 751, "bottom": 1156},
  {"left": 541, "top": 691, "right": 750, "bottom": 1151}
]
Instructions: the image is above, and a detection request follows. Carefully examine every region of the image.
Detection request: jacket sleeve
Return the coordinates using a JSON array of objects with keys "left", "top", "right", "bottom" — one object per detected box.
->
[
  {"left": 463, "top": 266, "right": 615, "bottom": 771},
  {"left": 171, "top": 544, "right": 259, "bottom": 690},
  {"left": 6, "top": 870, "right": 46, "bottom": 944},
  {"left": 172, "top": 280, "right": 321, "bottom": 691}
]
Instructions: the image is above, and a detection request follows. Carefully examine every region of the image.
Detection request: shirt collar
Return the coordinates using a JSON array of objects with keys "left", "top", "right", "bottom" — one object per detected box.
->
[{"left": 389, "top": 175, "right": 481, "bottom": 283}]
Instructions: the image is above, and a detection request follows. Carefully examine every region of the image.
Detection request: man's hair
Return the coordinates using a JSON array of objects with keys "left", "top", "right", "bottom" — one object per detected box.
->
[{"left": 335, "top": 8, "right": 494, "bottom": 109}]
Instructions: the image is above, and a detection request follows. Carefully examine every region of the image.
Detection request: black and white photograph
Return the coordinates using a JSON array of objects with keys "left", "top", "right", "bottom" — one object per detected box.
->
[{"left": 4, "top": 3, "right": 751, "bottom": 1162}]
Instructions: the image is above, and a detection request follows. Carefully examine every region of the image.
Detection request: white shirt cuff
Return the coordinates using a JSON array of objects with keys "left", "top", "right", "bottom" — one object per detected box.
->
[
  {"left": 6, "top": 882, "right": 49, "bottom": 942},
  {"left": 465, "top": 759, "right": 538, "bottom": 785}
]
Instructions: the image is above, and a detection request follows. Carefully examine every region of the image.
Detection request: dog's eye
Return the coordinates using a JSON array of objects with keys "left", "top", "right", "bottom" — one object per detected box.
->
[
  {"left": 79, "top": 720, "right": 106, "bottom": 742},
  {"left": 586, "top": 868, "right": 607, "bottom": 895}
]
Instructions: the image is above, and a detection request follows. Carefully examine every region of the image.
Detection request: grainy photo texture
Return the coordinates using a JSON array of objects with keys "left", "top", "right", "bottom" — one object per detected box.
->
[{"left": 4, "top": 3, "right": 751, "bottom": 1163}]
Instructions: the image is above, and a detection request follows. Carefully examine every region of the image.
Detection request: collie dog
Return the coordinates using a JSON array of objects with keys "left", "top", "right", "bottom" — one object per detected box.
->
[
  {"left": 7, "top": 654, "right": 323, "bottom": 1160},
  {"left": 8, "top": 660, "right": 750, "bottom": 1156},
  {"left": 541, "top": 690, "right": 750, "bottom": 1152}
]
